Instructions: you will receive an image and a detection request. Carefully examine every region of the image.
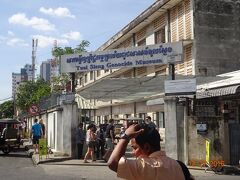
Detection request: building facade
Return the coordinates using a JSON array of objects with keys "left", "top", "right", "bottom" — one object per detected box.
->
[
  {"left": 72, "top": 0, "right": 240, "bottom": 164},
  {"left": 76, "top": 0, "right": 240, "bottom": 123},
  {"left": 12, "top": 64, "right": 33, "bottom": 98},
  {"left": 12, "top": 73, "right": 21, "bottom": 98},
  {"left": 40, "top": 60, "right": 51, "bottom": 82}
]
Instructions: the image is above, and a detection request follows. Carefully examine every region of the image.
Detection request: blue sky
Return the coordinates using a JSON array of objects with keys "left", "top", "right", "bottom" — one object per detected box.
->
[{"left": 0, "top": 0, "right": 154, "bottom": 102}]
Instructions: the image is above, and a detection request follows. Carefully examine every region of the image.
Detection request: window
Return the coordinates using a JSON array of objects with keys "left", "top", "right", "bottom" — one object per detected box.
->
[
  {"left": 79, "top": 77, "right": 83, "bottom": 85},
  {"left": 97, "top": 70, "right": 101, "bottom": 77},
  {"left": 137, "top": 39, "right": 146, "bottom": 46},
  {"left": 84, "top": 74, "right": 88, "bottom": 83},
  {"left": 138, "top": 113, "right": 146, "bottom": 120},
  {"left": 90, "top": 71, "right": 94, "bottom": 80},
  {"left": 124, "top": 114, "right": 131, "bottom": 118},
  {"left": 158, "top": 112, "right": 165, "bottom": 128},
  {"left": 97, "top": 116, "right": 101, "bottom": 124},
  {"left": 155, "top": 28, "right": 165, "bottom": 44}
]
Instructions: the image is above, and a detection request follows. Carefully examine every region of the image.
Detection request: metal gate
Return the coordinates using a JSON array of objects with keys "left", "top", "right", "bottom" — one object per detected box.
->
[{"left": 229, "top": 123, "right": 240, "bottom": 165}]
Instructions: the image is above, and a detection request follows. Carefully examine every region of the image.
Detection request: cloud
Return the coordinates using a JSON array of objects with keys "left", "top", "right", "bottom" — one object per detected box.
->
[
  {"left": 62, "top": 31, "right": 82, "bottom": 41},
  {"left": 8, "top": 13, "right": 55, "bottom": 31},
  {"left": 0, "top": 35, "right": 7, "bottom": 43},
  {"left": 6, "top": 38, "right": 29, "bottom": 47},
  {"left": 40, "top": 7, "right": 75, "bottom": 18},
  {"left": 32, "top": 35, "right": 69, "bottom": 48},
  {"left": 8, "top": 31, "right": 15, "bottom": 36}
]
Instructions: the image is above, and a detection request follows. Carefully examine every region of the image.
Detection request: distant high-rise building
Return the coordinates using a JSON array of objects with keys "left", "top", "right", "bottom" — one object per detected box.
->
[
  {"left": 40, "top": 60, "right": 51, "bottom": 82},
  {"left": 12, "top": 64, "right": 33, "bottom": 98},
  {"left": 21, "top": 64, "right": 33, "bottom": 82},
  {"left": 40, "top": 59, "right": 59, "bottom": 82},
  {"left": 12, "top": 73, "right": 21, "bottom": 98}
]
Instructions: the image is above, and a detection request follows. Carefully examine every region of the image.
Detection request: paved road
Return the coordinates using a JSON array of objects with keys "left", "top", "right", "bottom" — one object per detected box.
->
[{"left": 0, "top": 151, "right": 239, "bottom": 180}]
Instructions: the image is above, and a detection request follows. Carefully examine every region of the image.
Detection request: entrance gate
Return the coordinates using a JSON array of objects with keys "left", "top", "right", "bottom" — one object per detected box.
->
[{"left": 229, "top": 123, "right": 240, "bottom": 165}]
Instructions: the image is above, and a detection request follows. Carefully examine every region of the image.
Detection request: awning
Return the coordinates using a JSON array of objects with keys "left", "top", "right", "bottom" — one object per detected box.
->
[
  {"left": 78, "top": 75, "right": 228, "bottom": 101},
  {"left": 197, "top": 85, "right": 240, "bottom": 99},
  {"left": 75, "top": 94, "right": 96, "bottom": 109}
]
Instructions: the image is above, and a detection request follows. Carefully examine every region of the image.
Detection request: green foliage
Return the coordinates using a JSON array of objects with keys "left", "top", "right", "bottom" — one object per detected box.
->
[
  {"left": 74, "top": 40, "right": 90, "bottom": 53},
  {"left": 52, "top": 40, "right": 90, "bottom": 58},
  {"left": 51, "top": 73, "right": 71, "bottom": 93},
  {"left": 16, "top": 79, "right": 51, "bottom": 112},
  {"left": 51, "top": 40, "right": 90, "bottom": 92},
  {"left": 0, "top": 100, "right": 14, "bottom": 118}
]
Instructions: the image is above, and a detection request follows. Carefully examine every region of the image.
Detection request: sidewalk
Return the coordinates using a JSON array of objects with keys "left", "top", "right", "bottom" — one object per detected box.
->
[
  {"left": 30, "top": 152, "right": 240, "bottom": 176},
  {"left": 31, "top": 153, "right": 108, "bottom": 166}
]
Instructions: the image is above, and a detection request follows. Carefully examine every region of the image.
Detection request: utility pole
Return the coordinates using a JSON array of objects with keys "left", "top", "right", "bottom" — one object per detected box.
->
[{"left": 32, "top": 39, "right": 38, "bottom": 81}]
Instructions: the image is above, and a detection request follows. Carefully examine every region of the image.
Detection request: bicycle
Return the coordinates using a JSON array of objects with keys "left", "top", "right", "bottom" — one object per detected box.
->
[{"left": 201, "top": 160, "right": 224, "bottom": 174}]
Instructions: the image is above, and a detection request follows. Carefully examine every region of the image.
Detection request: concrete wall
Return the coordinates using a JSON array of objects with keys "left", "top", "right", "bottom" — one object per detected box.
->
[
  {"left": 188, "top": 116, "right": 225, "bottom": 165},
  {"left": 194, "top": 0, "right": 240, "bottom": 76},
  {"left": 26, "top": 103, "right": 78, "bottom": 157}
]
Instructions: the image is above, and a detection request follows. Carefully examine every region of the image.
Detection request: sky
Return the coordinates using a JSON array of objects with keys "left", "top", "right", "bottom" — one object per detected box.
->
[{"left": 0, "top": 0, "right": 154, "bottom": 102}]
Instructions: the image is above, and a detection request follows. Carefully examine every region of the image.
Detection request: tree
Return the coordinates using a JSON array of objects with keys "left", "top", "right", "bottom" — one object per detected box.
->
[
  {"left": 51, "top": 73, "right": 70, "bottom": 92},
  {"left": 51, "top": 40, "right": 90, "bottom": 92},
  {"left": 74, "top": 40, "right": 90, "bottom": 53},
  {"left": 16, "top": 79, "right": 51, "bottom": 112},
  {"left": 0, "top": 100, "right": 14, "bottom": 118}
]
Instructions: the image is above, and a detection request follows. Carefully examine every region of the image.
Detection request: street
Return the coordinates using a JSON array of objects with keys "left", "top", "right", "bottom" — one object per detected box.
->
[{"left": 1, "top": 151, "right": 240, "bottom": 180}]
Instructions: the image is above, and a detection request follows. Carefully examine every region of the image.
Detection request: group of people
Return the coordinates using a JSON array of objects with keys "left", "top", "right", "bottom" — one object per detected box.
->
[
  {"left": 76, "top": 116, "right": 194, "bottom": 179},
  {"left": 76, "top": 117, "right": 156, "bottom": 162},
  {"left": 76, "top": 119, "right": 114, "bottom": 162},
  {"left": 31, "top": 118, "right": 45, "bottom": 154}
]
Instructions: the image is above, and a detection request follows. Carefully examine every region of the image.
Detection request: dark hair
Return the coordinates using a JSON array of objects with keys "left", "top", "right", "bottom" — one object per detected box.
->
[
  {"left": 109, "top": 119, "right": 114, "bottom": 123},
  {"left": 87, "top": 123, "right": 96, "bottom": 130},
  {"left": 78, "top": 123, "right": 83, "bottom": 127},
  {"left": 34, "top": 119, "right": 38, "bottom": 123},
  {"left": 146, "top": 116, "right": 151, "bottom": 120},
  {"left": 135, "top": 123, "right": 161, "bottom": 152}
]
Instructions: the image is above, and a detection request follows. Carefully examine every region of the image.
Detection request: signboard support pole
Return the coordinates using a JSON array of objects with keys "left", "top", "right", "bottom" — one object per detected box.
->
[
  {"left": 164, "top": 9, "right": 179, "bottom": 160},
  {"left": 71, "top": 73, "right": 75, "bottom": 93}
]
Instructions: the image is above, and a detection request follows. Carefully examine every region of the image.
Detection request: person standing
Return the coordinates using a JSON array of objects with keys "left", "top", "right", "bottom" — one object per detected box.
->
[
  {"left": 76, "top": 123, "right": 85, "bottom": 159},
  {"left": 145, "top": 116, "right": 157, "bottom": 129},
  {"left": 96, "top": 124, "right": 105, "bottom": 159},
  {"left": 105, "top": 119, "right": 115, "bottom": 151},
  {"left": 31, "top": 119, "right": 43, "bottom": 154},
  {"left": 83, "top": 124, "right": 96, "bottom": 163},
  {"left": 39, "top": 119, "right": 45, "bottom": 138}
]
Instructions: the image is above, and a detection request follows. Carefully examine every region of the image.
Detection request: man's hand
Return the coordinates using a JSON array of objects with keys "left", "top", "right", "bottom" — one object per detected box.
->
[
  {"left": 125, "top": 124, "right": 144, "bottom": 139},
  {"left": 108, "top": 124, "right": 144, "bottom": 173}
]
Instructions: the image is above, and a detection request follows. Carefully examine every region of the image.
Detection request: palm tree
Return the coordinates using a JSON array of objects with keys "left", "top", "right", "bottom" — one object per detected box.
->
[
  {"left": 64, "top": 47, "right": 74, "bottom": 54},
  {"left": 74, "top": 40, "right": 90, "bottom": 53}
]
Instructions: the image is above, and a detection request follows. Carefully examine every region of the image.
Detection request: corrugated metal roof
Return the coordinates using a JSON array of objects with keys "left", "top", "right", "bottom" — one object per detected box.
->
[{"left": 197, "top": 85, "right": 240, "bottom": 99}]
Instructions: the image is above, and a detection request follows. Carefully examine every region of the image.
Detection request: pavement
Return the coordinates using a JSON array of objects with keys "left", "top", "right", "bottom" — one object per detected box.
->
[
  {"left": 31, "top": 152, "right": 109, "bottom": 166},
  {"left": 31, "top": 152, "right": 240, "bottom": 176}
]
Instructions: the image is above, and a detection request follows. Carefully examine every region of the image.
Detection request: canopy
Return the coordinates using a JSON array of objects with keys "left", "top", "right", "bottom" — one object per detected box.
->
[
  {"left": 78, "top": 75, "right": 228, "bottom": 101},
  {"left": 0, "top": 119, "right": 20, "bottom": 124}
]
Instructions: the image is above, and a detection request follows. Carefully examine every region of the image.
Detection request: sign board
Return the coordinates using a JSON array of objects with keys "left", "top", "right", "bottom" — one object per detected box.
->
[
  {"left": 61, "top": 42, "right": 183, "bottom": 73},
  {"left": 28, "top": 105, "right": 39, "bottom": 115},
  {"left": 164, "top": 79, "right": 196, "bottom": 96},
  {"left": 206, "top": 139, "right": 210, "bottom": 164},
  {"left": 39, "top": 138, "right": 48, "bottom": 156},
  {"left": 196, "top": 123, "right": 208, "bottom": 134}
]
